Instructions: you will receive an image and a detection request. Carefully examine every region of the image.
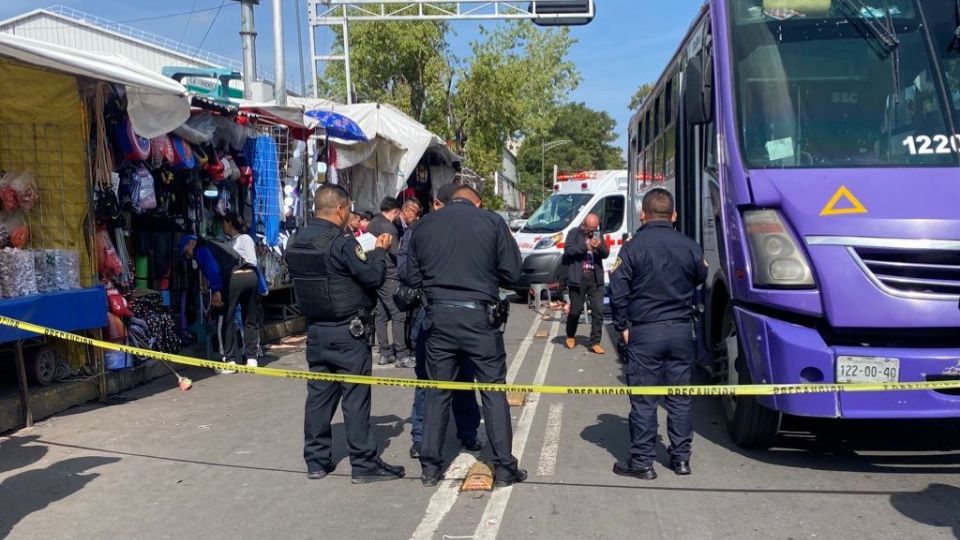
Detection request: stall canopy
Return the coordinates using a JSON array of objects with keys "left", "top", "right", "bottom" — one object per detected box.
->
[
  {"left": 289, "top": 97, "right": 460, "bottom": 209},
  {"left": 238, "top": 100, "right": 317, "bottom": 132},
  {"left": 0, "top": 33, "right": 190, "bottom": 137}
]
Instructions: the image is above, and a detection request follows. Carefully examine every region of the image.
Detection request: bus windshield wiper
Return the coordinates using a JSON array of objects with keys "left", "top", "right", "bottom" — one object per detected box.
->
[{"left": 836, "top": 0, "right": 901, "bottom": 53}]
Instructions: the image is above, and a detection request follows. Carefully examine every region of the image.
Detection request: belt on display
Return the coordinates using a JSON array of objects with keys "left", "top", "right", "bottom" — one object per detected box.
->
[{"left": 432, "top": 300, "right": 490, "bottom": 312}]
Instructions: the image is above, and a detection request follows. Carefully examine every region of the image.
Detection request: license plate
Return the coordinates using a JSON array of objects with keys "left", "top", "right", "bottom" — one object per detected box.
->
[{"left": 836, "top": 356, "right": 900, "bottom": 384}]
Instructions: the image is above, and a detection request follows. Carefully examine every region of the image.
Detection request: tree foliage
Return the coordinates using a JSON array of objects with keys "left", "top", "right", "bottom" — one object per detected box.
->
[
  {"left": 318, "top": 19, "right": 451, "bottom": 125},
  {"left": 451, "top": 23, "right": 579, "bottom": 207},
  {"left": 317, "top": 17, "right": 582, "bottom": 210},
  {"left": 516, "top": 102, "right": 624, "bottom": 212},
  {"left": 629, "top": 82, "right": 654, "bottom": 111}
]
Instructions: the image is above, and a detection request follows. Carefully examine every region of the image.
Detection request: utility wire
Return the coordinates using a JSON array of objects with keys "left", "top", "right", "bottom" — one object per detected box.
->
[
  {"left": 191, "top": 0, "right": 228, "bottom": 60},
  {"left": 117, "top": 4, "right": 233, "bottom": 25},
  {"left": 179, "top": 0, "right": 201, "bottom": 43}
]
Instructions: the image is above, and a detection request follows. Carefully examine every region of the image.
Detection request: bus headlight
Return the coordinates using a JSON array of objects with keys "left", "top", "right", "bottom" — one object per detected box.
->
[
  {"left": 743, "top": 209, "right": 814, "bottom": 288},
  {"left": 535, "top": 233, "right": 564, "bottom": 250}
]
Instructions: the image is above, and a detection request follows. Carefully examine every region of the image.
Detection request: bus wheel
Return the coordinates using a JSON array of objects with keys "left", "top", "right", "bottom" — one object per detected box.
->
[{"left": 717, "top": 305, "right": 781, "bottom": 449}]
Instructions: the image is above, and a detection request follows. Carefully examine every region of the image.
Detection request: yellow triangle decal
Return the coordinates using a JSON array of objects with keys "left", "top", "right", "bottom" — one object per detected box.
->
[{"left": 820, "top": 185, "right": 867, "bottom": 216}]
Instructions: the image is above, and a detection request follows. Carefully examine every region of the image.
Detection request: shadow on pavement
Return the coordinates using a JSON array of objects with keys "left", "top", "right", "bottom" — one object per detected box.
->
[
  {"left": 0, "top": 434, "right": 48, "bottom": 475},
  {"left": 602, "top": 356, "right": 960, "bottom": 475},
  {"left": 694, "top": 397, "right": 960, "bottom": 474},
  {"left": 330, "top": 414, "right": 406, "bottom": 466},
  {"left": 0, "top": 456, "right": 120, "bottom": 537},
  {"left": 890, "top": 483, "right": 960, "bottom": 539}
]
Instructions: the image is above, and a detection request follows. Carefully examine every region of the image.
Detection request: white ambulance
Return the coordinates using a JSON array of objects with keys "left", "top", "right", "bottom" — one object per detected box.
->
[{"left": 512, "top": 170, "right": 632, "bottom": 296}]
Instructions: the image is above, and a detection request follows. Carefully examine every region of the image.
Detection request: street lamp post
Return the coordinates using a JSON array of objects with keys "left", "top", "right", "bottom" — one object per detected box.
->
[{"left": 541, "top": 139, "right": 572, "bottom": 205}]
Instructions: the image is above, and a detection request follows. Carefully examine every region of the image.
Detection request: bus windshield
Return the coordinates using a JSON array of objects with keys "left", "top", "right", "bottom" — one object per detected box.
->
[
  {"left": 729, "top": 0, "right": 959, "bottom": 168},
  {"left": 521, "top": 193, "right": 593, "bottom": 233}
]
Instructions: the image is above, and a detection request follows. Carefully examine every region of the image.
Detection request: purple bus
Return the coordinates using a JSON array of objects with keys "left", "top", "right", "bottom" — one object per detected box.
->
[{"left": 627, "top": 0, "right": 960, "bottom": 448}]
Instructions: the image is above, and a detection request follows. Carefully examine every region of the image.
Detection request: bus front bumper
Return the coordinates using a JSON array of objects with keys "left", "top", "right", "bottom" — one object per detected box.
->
[{"left": 734, "top": 306, "right": 960, "bottom": 419}]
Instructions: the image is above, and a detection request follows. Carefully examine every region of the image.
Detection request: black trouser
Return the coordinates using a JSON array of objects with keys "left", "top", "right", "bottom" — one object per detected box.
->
[
  {"left": 566, "top": 274, "right": 604, "bottom": 346},
  {"left": 410, "top": 308, "right": 481, "bottom": 445},
  {"left": 375, "top": 278, "right": 410, "bottom": 359},
  {"left": 625, "top": 320, "right": 695, "bottom": 467},
  {"left": 420, "top": 304, "right": 517, "bottom": 478},
  {"left": 303, "top": 322, "right": 380, "bottom": 475},
  {"left": 218, "top": 270, "right": 258, "bottom": 363}
]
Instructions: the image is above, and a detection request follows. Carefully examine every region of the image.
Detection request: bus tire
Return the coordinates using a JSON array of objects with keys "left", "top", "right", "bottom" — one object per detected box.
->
[{"left": 718, "top": 305, "right": 781, "bottom": 449}]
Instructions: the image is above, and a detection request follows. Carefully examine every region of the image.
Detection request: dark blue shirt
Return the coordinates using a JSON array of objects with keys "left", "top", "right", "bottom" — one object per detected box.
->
[{"left": 609, "top": 220, "right": 708, "bottom": 330}]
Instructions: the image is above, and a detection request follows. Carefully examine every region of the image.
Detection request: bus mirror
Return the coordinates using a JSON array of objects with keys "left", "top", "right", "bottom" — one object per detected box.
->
[{"left": 684, "top": 52, "right": 713, "bottom": 125}]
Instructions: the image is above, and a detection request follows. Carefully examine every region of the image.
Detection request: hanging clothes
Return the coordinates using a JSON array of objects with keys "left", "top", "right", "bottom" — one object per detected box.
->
[{"left": 245, "top": 135, "right": 282, "bottom": 247}]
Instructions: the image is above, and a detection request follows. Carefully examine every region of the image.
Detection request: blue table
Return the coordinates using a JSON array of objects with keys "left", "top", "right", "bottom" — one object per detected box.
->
[
  {"left": 0, "top": 287, "right": 107, "bottom": 427},
  {"left": 0, "top": 287, "right": 107, "bottom": 343}
]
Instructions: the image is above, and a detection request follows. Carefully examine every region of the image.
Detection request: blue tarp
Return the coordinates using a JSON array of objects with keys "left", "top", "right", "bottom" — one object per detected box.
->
[{"left": 0, "top": 287, "right": 107, "bottom": 343}]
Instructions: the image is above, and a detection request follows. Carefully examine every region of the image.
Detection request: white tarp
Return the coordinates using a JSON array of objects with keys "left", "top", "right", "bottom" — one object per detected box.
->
[
  {"left": 290, "top": 97, "right": 460, "bottom": 204},
  {"left": 0, "top": 33, "right": 190, "bottom": 138}
]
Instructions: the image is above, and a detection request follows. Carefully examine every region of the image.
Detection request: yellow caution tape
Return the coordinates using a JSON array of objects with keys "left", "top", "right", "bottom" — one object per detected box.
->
[{"left": 2, "top": 315, "right": 959, "bottom": 396}]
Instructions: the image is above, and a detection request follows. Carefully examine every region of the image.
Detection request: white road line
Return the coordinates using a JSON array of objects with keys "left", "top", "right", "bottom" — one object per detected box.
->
[
  {"left": 410, "top": 315, "right": 542, "bottom": 540},
  {"left": 473, "top": 321, "right": 560, "bottom": 540},
  {"left": 410, "top": 453, "right": 475, "bottom": 540},
  {"left": 536, "top": 403, "right": 564, "bottom": 477}
]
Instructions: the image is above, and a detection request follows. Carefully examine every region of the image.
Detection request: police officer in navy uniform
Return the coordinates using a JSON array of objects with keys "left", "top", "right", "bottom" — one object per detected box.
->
[
  {"left": 609, "top": 188, "right": 708, "bottom": 480},
  {"left": 285, "top": 184, "right": 405, "bottom": 484},
  {"left": 407, "top": 184, "right": 527, "bottom": 488},
  {"left": 397, "top": 182, "right": 482, "bottom": 460}
]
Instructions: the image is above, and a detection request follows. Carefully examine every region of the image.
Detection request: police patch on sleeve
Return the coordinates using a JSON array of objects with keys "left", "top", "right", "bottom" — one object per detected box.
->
[
  {"left": 611, "top": 256, "right": 623, "bottom": 273},
  {"left": 355, "top": 245, "right": 367, "bottom": 261}
]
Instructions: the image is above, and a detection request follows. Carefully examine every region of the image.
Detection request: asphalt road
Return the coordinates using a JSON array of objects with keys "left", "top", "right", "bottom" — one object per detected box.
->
[{"left": 1, "top": 303, "right": 959, "bottom": 539}]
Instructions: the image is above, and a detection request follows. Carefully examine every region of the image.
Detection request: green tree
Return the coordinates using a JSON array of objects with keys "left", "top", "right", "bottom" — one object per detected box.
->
[
  {"left": 318, "top": 17, "right": 452, "bottom": 127},
  {"left": 516, "top": 102, "right": 625, "bottom": 212},
  {"left": 451, "top": 22, "right": 579, "bottom": 208},
  {"left": 629, "top": 82, "right": 654, "bottom": 111}
]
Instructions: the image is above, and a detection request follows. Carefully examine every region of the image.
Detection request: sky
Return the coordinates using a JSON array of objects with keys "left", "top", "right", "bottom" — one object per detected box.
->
[{"left": 0, "top": 0, "right": 704, "bottom": 150}]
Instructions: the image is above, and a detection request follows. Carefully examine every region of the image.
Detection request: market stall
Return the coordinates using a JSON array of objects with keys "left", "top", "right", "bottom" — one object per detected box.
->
[
  {"left": 235, "top": 101, "right": 319, "bottom": 324},
  {"left": 290, "top": 98, "right": 460, "bottom": 213},
  {"left": 0, "top": 33, "right": 190, "bottom": 426}
]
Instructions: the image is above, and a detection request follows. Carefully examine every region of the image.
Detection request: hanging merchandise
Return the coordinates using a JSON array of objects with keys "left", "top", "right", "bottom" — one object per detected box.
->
[
  {"left": 213, "top": 116, "right": 250, "bottom": 151},
  {"left": 246, "top": 135, "right": 281, "bottom": 246},
  {"left": 327, "top": 144, "right": 339, "bottom": 185},
  {"left": 150, "top": 134, "right": 176, "bottom": 167},
  {"left": 169, "top": 134, "right": 196, "bottom": 170},
  {"left": 222, "top": 155, "right": 240, "bottom": 180},
  {"left": 173, "top": 114, "right": 217, "bottom": 145},
  {"left": 216, "top": 188, "right": 231, "bottom": 216},
  {"left": 3, "top": 209, "right": 30, "bottom": 249},
  {"left": 95, "top": 187, "right": 122, "bottom": 225},
  {"left": 95, "top": 226, "right": 124, "bottom": 279},
  {"left": 115, "top": 115, "right": 151, "bottom": 161},
  {"left": 234, "top": 151, "right": 253, "bottom": 187},
  {"left": 9, "top": 171, "right": 40, "bottom": 212},
  {"left": 201, "top": 148, "right": 226, "bottom": 182},
  {"left": 0, "top": 171, "right": 19, "bottom": 211},
  {"left": 131, "top": 164, "right": 157, "bottom": 212},
  {"left": 106, "top": 286, "right": 133, "bottom": 317}
]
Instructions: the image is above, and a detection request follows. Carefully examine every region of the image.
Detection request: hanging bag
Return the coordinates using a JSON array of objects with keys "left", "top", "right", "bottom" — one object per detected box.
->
[{"left": 115, "top": 115, "right": 151, "bottom": 161}]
